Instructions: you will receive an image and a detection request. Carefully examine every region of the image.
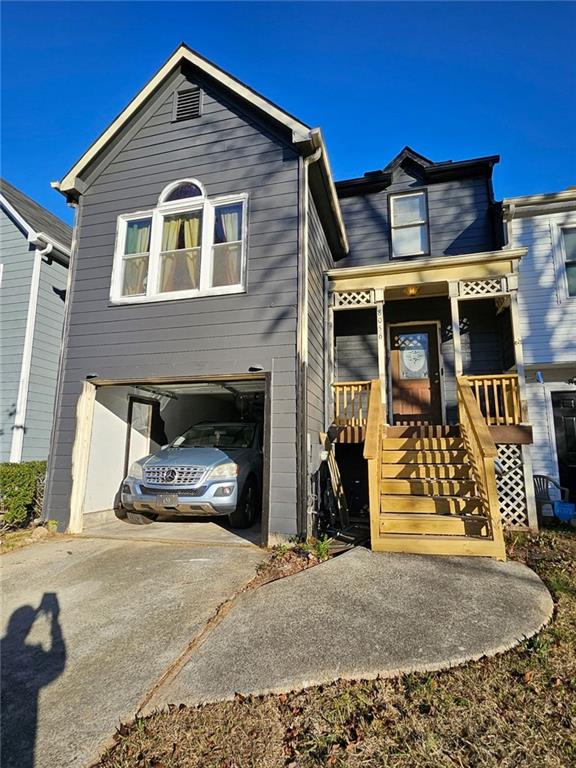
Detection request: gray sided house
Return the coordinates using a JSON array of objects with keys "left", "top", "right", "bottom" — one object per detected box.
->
[
  {"left": 45, "top": 44, "right": 346, "bottom": 540},
  {"left": 46, "top": 45, "right": 537, "bottom": 557},
  {"left": 0, "top": 179, "right": 71, "bottom": 463}
]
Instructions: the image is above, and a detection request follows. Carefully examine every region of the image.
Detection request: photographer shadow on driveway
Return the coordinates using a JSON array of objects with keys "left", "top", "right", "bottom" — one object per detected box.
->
[{"left": 1, "top": 593, "right": 66, "bottom": 768}]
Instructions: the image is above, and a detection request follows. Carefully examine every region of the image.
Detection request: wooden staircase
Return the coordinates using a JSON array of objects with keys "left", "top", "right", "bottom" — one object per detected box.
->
[{"left": 363, "top": 381, "right": 506, "bottom": 560}]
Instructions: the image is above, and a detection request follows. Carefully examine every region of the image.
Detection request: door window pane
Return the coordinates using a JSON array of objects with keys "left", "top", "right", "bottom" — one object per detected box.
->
[
  {"left": 398, "top": 333, "right": 429, "bottom": 379},
  {"left": 392, "top": 224, "right": 429, "bottom": 258}
]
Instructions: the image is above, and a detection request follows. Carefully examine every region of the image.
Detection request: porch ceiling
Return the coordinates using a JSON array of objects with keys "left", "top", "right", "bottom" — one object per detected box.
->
[{"left": 327, "top": 248, "right": 527, "bottom": 292}]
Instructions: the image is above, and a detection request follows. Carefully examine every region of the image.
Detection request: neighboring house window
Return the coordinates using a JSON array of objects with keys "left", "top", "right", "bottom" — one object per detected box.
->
[
  {"left": 390, "top": 191, "right": 429, "bottom": 258},
  {"left": 561, "top": 227, "right": 576, "bottom": 297},
  {"left": 111, "top": 179, "right": 247, "bottom": 303}
]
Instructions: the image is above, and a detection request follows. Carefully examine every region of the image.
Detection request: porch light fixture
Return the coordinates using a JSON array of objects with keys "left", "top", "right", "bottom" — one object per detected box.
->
[{"left": 403, "top": 285, "right": 420, "bottom": 297}]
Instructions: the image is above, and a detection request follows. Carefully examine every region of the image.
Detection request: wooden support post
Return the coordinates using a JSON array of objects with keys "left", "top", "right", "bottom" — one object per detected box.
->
[
  {"left": 69, "top": 381, "right": 97, "bottom": 534},
  {"left": 507, "top": 279, "right": 529, "bottom": 423},
  {"left": 449, "top": 282, "right": 463, "bottom": 378},
  {"left": 324, "top": 276, "right": 335, "bottom": 429},
  {"left": 521, "top": 444, "right": 539, "bottom": 531},
  {"left": 375, "top": 289, "right": 387, "bottom": 420}
]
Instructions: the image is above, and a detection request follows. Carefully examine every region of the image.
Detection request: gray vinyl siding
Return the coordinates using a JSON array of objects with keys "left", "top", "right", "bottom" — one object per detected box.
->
[
  {"left": 334, "top": 298, "right": 504, "bottom": 423},
  {"left": 335, "top": 309, "right": 379, "bottom": 382},
  {"left": 306, "top": 192, "right": 332, "bottom": 441},
  {"left": 45, "top": 66, "right": 301, "bottom": 536},
  {"left": 0, "top": 211, "right": 32, "bottom": 461},
  {"left": 21, "top": 256, "right": 67, "bottom": 460},
  {"left": 338, "top": 172, "right": 497, "bottom": 269}
]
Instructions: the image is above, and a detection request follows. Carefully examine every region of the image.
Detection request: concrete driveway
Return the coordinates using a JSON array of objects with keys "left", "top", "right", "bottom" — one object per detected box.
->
[{"left": 0, "top": 534, "right": 263, "bottom": 768}]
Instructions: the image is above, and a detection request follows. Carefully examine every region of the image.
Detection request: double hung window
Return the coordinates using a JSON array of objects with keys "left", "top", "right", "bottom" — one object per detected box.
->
[
  {"left": 390, "top": 191, "right": 430, "bottom": 258},
  {"left": 111, "top": 179, "right": 247, "bottom": 303},
  {"left": 561, "top": 227, "right": 576, "bottom": 298}
]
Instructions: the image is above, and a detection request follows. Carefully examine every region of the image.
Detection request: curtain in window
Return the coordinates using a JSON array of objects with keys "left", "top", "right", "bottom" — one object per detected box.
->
[
  {"left": 213, "top": 205, "right": 242, "bottom": 287},
  {"left": 125, "top": 219, "right": 151, "bottom": 254},
  {"left": 122, "top": 256, "right": 148, "bottom": 296},
  {"left": 161, "top": 211, "right": 202, "bottom": 292}
]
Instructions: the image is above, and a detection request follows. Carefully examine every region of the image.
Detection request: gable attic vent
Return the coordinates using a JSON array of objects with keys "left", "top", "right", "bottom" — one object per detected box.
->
[{"left": 173, "top": 87, "right": 202, "bottom": 121}]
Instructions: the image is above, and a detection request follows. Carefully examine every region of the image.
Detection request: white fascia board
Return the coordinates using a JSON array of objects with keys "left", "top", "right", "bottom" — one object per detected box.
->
[
  {"left": 57, "top": 45, "right": 312, "bottom": 194},
  {"left": 0, "top": 196, "right": 71, "bottom": 258},
  {"left": 503, "top": 189, "right": 576, "bottom": 216},
  {"left": 0, "top": 194, "right": 34, "bottom": 238},
  {"left": 309, "top": 128, "right": 349, "bottom": 254}
]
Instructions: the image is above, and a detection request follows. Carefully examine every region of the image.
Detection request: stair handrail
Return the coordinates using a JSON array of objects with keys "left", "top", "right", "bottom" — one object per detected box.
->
[
  {"left": 363, "top": 379, "right": 382, "bottom": 460},
  {"left": 363, "top": 379, "right": 384, "bottom": 547},
  {"left": 457, "top": 376, "right": 506, "bottom": 560}
]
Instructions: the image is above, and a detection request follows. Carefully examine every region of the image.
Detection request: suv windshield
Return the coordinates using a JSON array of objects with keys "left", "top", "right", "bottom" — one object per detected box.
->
[{"left": 173, "top": 422, "right": 256, "bottom": 449}]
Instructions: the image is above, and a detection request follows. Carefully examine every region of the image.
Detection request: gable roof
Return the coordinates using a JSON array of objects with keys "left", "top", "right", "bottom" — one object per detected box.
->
[
  {"left": 1, "top": 178, "right": 72, "bottom": 261},
  {"left": 53, "top": 43, "right": 348, "bottom": 257},
  {"left": 336, "top": 146, "right": 500, "bottom": 197}
]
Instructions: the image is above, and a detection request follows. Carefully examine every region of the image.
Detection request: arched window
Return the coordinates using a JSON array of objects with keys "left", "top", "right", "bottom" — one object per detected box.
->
[
  {"left": 112, "top": 179, "right": 248, "bottom": 303},
  {"left": 158, "top": 179, "right": 205, "bottom": 204}
]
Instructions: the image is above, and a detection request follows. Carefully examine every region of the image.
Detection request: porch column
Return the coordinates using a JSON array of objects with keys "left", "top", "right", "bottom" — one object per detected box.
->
[
  {"left": 506, "top": 275, "right": 529, "bottom": 422},
  {"left": 324, "top": 276, "right": 334, "bottom": 429},
  {"left": 448, "top": 281, "right": 463, "bottom": 378},
  {"left": 375, "top": 289, "right": 388, "bottom": 421}
]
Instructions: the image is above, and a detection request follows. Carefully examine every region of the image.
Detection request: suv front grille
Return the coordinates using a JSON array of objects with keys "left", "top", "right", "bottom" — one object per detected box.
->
[{"left": 144, "top": 466, "right": 206, "bottom": 487}]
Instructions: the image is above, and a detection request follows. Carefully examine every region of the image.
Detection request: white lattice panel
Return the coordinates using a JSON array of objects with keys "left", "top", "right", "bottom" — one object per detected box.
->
[
  {"left": 496, "top": 443, "right": 529, "bottom": 528},
  {"left": 333, "top": 290, "right": 374, "bottom": 308},
  {"left": 459, "top": 278, "right": 505, "bottom": 297}
]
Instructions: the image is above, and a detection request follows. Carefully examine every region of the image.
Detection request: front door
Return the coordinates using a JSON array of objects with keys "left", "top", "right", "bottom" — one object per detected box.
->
[
  {"left": 390, "top": 323, "right": 443, "bottom": 425},
  {"left": 552, "top": 392, "right": 576, "bottom": 502}
]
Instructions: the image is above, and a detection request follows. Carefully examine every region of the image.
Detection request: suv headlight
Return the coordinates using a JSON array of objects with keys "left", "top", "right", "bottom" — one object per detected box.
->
[
  {"left": 206, "top": 462, "right": 238, "bottom": 480},
  {"left": 129, "top": 461, "right": 144, "bottom": 481}
]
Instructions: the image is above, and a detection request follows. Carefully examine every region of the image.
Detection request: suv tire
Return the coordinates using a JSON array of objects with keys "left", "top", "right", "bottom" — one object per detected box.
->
[{"left": 228, "top": 478, "right": 258, "bottom": 529}]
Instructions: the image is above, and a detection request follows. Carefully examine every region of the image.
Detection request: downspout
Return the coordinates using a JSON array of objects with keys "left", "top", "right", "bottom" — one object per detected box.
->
[
  {"left": 297, "top": 146, "right": 322, "bottom": 538},
  {"left": 9, "top": 236, "right": 53, "bottom": 462}
]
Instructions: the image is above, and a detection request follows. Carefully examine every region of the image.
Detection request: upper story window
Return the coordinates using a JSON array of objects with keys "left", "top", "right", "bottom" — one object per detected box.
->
[
  {"left": 111, "top": 179, "right": 247, "bottom": 304},
  {"left": 561, "top": 227, "right": 576, "bottom": 297},
  {"left": 390, "top": 191, "right": 430, "bottom": 258}
]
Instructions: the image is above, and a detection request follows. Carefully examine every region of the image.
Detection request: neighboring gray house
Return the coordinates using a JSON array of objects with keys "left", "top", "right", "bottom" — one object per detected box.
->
[
  {"left": 44, "top": 45, "right": 537, "bottom": 558},
  {"left": 0, "top": 179, "right": 71, "bottom": 462}
]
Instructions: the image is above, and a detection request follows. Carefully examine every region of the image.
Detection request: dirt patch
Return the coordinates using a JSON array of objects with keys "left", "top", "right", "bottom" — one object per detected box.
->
[
  {"left": 248, "top": 543, "right": 329, "bottom": 591},
  {"left": 97, "top": 528, "right": 576, "bottom": 768},
  {"left": 0, "top": 526, "right": 67, "bottom": 554}
]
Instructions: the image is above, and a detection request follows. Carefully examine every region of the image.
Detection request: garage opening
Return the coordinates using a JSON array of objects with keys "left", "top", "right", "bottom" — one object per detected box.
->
[{"left": 82, "top": 377, "right": 268, "bottom": 545}]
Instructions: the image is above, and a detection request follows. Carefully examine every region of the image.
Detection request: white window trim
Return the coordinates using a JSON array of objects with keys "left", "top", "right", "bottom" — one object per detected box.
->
[
  {"left": 390, "top": 191, "right": 430, "bottom": 259},
  {"left": 550, "top": 219, "right": 576, "bottom": 303},
  {"left": 110, "top": 184, "right": 248, "bottom": 305}
]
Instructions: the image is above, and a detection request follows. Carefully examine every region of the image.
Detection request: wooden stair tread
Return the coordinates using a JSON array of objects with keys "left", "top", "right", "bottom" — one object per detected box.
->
[
  {"left": 379, "top": 512, "right": 489, "bottom": 537},
  {"left": 380, "top": 450, "right": 469, "bottom": 464},
  {"left": 379, "top": 479, "right": 476, "bottom": 496},
  {"left": 381, "top": 438, "right": 464, "bottom": 450},
  {"left": 381, "top": 463, "right": 472, "bottom": 479},
  {"left": 380, "top": 494, "right": 482, "bottom": 514}
]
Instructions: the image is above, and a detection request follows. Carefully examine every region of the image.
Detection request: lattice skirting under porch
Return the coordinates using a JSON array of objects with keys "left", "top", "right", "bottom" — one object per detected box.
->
[{"left": 496, "top": 443, "right": 530, "bottom": 529}]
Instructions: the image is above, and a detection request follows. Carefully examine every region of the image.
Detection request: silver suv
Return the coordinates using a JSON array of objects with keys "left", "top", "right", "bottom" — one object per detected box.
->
[{"left": 119, "top": 422, "right": 262, "bottom": 528}]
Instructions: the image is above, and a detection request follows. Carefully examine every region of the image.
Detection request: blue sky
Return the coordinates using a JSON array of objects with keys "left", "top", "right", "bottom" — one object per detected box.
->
[{"left": 2, "top": 2, "right": 575, "bottom": 224}]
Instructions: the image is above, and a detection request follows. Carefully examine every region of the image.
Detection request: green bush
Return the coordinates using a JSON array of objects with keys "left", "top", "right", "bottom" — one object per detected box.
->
[{"left": 0, "top": 461, "right": 47, "bottom": 529}]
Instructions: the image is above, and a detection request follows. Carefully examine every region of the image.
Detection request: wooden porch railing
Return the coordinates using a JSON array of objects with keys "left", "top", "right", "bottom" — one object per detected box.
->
[
  {"left": 363, "top": 380, "right": 385, "bottom": 547},
  {"left": 466, "top": 374, "right": 521, "bottom": 426},
  {"left": 332, "top": 381, "right": 371, "bottom": 427},
  {"left": 456, "top": 376, "right": 506, "bottom": 560}
]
